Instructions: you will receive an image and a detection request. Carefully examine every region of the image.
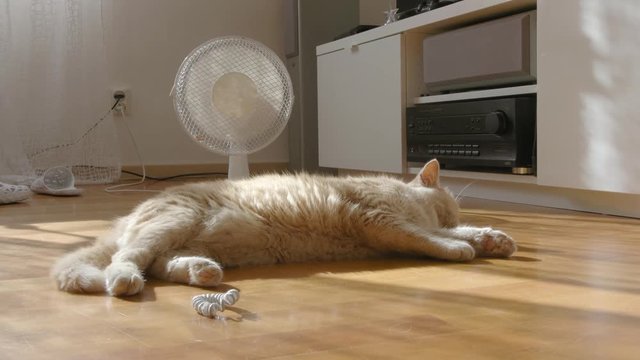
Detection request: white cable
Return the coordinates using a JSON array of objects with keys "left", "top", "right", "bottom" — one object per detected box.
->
[
  {"left": 192, "top": 289, "right": 239, "bottom": 318},
  {"left": 104, "top": 107, "right": 160, "bottom": 194}
]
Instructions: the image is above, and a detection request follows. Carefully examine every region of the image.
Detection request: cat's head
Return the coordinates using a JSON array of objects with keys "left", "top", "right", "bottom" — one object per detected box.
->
[{"left": 409, "top": 159, "right": 460, "bottom": 228}]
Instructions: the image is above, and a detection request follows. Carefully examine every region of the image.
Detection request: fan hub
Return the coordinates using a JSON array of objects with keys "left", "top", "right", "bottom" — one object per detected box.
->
[{"left": 212, "top": 72, "right": 258, "bottom": 120}]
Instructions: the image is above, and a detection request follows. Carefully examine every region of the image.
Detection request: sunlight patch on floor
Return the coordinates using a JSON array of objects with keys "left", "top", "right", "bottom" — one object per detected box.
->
[{"left": 0, "top": 219, "right": 110, "bottom": 244}]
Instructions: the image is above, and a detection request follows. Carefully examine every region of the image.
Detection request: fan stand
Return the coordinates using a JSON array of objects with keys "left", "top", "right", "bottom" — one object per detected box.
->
[{"left": 228, "top": 154, "right": 250, "bottom": 179}]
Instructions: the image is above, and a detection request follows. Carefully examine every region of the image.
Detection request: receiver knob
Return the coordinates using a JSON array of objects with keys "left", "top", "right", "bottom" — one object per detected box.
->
[{"left": 484, "top": 111, "right": 507, "bottom": 134}]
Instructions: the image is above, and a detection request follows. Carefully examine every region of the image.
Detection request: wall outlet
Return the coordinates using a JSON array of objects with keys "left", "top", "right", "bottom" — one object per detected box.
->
[{"left": 112, "top": 89, "right": 129, "bottom": 115}]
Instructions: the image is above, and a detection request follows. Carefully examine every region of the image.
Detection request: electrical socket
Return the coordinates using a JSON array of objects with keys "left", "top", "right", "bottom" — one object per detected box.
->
[{"left": 112, "top": 89, "right": 129, "bottom": 115}]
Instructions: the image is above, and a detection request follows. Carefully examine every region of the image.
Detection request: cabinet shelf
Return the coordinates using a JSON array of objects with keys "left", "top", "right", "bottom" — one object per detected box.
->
[
  {"left": 317, "top": 0, "right": 536, "bottom": 56},
  {"left": 407, "top": 165, "right": 537, "bottom": 184},
  {"left": 413, "top": 84, "right": 537, "bottom": 105}
]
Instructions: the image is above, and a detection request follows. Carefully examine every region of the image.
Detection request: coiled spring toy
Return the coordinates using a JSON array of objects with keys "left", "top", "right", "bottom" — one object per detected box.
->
[{"left": 192, "top": 289, "right": 239, "bottom": 318}]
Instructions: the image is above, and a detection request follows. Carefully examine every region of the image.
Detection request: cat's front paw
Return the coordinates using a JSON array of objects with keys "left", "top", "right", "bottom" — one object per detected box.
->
[
  {"left": 105, "top": 263, "right": 145, "bottom": 296},
  {"left": 445, "top": 241, "right": 476, "bottom": 261},
  {"left": 474, "top": 228, "right": 516, "bottom": 258}
]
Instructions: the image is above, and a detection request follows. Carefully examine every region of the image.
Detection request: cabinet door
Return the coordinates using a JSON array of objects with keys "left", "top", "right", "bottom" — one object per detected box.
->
[
  {"left": 317, "top": 34, "right": 404, "bottom": 173},
  {"left": 537, "top": 0, "right": 640, "bottom": 194}
]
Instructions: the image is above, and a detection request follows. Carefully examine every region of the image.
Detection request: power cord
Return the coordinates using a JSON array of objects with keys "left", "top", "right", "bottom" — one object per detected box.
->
[
  {"left": 28, "top": 98, "right": 122, "bottom": 159},
  {"left": 104, "top": 106, "right": 160, "bottom": 193},
  {"left": 104, "top": 97, "right": 227, "bottom": 193},
  {"left": 110, "top": 97, "right": 123, "bottom": 111},
  {"left": 120, "top": 170, "right": 227, "bottom": 181}
]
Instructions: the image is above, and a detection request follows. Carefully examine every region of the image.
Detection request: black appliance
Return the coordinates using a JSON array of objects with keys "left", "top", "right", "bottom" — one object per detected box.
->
[{"left": 406, "top": 96, "right": 536, "bottom": 174}]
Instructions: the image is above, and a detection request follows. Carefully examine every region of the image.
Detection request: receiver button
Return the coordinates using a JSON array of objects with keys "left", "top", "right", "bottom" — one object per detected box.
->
[{"left": 485, "top": 111, "right": 507, "bottom": 134}]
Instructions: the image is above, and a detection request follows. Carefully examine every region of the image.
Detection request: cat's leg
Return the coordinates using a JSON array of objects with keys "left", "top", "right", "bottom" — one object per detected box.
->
[
  {"left": 369, "top": 224, "right": 476, "bottom": 261},
  {"left": 445, "top": 226, "right": 516, "bottom": 258},
  {"left": 52, "top": 218, "right": 127, "bottom": 294},
  {"left": 51, "top": 240, "right": 115, "bottom": 293},
  {"left": 148, "top": 249, "right": 223, "bottom": 287},
  {"left": 104, "top": 206, "right": 203, "bottom": 296}
]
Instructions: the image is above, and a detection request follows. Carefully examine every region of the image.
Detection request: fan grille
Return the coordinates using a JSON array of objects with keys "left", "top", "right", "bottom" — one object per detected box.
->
[{"left": 173, "top": 37, "right": 293, "bottom": 154}]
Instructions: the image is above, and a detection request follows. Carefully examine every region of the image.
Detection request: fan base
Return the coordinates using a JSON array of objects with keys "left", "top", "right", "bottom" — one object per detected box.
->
[{"left": 228, "top": 154, "right": 250, "bottom": 180}]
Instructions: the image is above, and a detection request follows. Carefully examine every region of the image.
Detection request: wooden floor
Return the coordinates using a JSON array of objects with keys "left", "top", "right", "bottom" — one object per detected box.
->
[{"left": 1, "top": 179, "right": 639, "bottom": 359}]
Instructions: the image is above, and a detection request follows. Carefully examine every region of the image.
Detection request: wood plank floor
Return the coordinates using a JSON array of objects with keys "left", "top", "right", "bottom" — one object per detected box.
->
[{"left": 1, "top": 179, "right": 639, "bottom": 359}]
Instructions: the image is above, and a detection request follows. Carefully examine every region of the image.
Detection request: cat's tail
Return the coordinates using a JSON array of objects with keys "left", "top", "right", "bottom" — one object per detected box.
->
[{"left": 51, "top": 219, "right": 122, "bottom": 293}]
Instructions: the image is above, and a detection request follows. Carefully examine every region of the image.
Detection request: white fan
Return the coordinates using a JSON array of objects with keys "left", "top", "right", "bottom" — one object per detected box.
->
[{"left": 172, "top": 36, "right": 294, "bottom": 179}]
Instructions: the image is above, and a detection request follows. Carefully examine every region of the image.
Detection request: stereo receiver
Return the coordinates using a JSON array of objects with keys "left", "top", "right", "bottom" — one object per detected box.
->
[{"left": 406, "top": 96, "right": 536, "bottom": 174}]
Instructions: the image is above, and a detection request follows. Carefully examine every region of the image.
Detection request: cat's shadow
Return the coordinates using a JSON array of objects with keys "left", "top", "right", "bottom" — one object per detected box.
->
[
  {"left": 118, "top": 255, "right": 540, "bottom": 323},
  {"left": 217, "top": 255, "right": 539, "bottom": 282},
  {"left": 219, "top": 257, "right": 462, "bottom": 282},
  {"left": 129, "top": 255, "right": 540, "bottom": 303}
]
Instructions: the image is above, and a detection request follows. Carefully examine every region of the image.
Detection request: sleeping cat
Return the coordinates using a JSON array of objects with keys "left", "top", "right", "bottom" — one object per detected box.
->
[{"left": 52, "top": 159, "right": 516, "bottom": 296}]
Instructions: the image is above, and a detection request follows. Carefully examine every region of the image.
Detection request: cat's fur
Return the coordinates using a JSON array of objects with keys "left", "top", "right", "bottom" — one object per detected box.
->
[{"left": 52, "top": 160, "right": 516, "bottom": 296}]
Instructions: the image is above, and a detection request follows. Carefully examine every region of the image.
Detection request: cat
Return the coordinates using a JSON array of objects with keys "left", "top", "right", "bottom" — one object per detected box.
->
[{"left": 52, "top": 159, "right": 516, "bottom": 296}]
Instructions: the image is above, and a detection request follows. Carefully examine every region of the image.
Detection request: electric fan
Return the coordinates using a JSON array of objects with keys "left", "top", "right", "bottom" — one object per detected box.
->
[{"left": 172, "top": 36, "right": 294, "bottom": 179}]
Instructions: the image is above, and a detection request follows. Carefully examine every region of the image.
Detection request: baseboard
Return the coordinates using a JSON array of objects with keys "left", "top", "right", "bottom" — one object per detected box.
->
[
  {"left": 440, "top": 177, "right": 640, "bottom": 219},
  {"left": 340, "top": 168, "right": 639, "bottom": 218},
  {"left": 121, "top": 162, "right": 289, "bottom": 179}
]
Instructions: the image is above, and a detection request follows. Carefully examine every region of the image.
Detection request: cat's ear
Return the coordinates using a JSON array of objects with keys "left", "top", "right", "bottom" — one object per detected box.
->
[{"left": 416, "top": 159, "right": 441, "bottom": 188}]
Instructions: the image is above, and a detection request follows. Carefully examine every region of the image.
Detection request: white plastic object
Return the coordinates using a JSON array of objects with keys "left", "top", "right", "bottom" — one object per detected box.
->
[
  {"left": 192, "top": 289, "right": 240, "bottom": 318},
  {"left": 30, "top": 166, "right": 82, "bottom": 196},
  {"left": 384, "top": 8, "right": 399, "bottom": 25},
  {"left": 0, "top": 182, "right": 32, "bottom": 204}
]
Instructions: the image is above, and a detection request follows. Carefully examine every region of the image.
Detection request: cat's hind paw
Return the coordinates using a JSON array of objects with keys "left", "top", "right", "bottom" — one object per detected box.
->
[
  {"left": 52, "top": 264, "right": 106, "bottom": 294},
  {"left": 187, "top": 258, "right": 223, "bottom": 287},
  {"left": 474, "top": 228, "right": 517, "bottom": 258},
  {"left": 105, "top": 263, "right": 145, "bottom": 296},
  {"left": 158, "top": 256, "right": 223, "bottom": 287}
]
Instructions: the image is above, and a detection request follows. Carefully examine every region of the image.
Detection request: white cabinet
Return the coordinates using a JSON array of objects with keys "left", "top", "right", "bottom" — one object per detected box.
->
[
  {"left": 316, "top": 0, "right": 640, "bottom": 211},
  {"left": 537, "top": 0, "right": 640, "bottom": 194},
  {"left": 317, "top": 0, "right": 536, "bottom": 175},
  {"left": 317, "top": 34, "right": 404, "bottom": 173}
]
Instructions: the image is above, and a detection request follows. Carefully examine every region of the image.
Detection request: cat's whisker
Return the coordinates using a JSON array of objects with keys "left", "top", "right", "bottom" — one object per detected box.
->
[{"left": 455, "top": 181, "right": 476, "bottom": 203}]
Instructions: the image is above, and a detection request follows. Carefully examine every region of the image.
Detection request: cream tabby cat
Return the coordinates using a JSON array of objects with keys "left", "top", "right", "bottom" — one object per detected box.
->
[{"left": 52, "top": 160, "right": 516, "bottom": 296}]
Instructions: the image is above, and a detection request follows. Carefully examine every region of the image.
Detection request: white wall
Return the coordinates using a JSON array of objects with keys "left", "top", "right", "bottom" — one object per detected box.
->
[{"left": 102, "top": 0, "right": 288, "bottom": 166}]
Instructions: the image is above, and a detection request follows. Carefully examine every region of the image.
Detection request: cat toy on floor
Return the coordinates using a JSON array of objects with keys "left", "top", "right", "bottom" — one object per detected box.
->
[{"left": 192, "top": 289, "right": 239, "bottom": 318}]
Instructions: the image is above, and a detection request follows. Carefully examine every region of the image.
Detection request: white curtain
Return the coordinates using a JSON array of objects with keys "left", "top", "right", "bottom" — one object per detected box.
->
[{"left": 0, "top": 0, "right": 120, "bottom": 184}]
